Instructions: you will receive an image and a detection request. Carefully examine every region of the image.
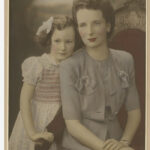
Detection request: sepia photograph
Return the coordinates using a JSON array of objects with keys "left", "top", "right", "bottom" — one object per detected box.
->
[{"left": 7, "top": 0, "right": 148, "bottom": 150}]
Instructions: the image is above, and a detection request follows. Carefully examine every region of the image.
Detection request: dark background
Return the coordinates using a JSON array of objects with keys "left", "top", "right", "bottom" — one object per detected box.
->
[{"left": 9, "top": 0, "right": 146, "bottom": 149}]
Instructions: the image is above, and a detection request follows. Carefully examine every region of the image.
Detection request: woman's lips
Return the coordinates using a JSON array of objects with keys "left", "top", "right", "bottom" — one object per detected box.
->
[{"left": 88, "top": 38, "right": 97, "bottom": 42}]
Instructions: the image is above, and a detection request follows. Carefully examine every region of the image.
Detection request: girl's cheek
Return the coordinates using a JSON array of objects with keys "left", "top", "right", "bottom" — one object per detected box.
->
[{"left": 51, "top": 45, "right": 57, "bottom": 53}]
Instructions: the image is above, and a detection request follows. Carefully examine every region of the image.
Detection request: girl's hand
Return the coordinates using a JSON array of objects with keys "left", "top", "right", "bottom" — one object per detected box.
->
[
  {"left": 30, "top": 131, "right": 54, "bottom": 145},
  {"left": 102, "top": 139, "right": 128, "bottom": 150}
]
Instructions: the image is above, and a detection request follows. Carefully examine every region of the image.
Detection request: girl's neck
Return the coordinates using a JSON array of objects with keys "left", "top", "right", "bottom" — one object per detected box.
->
[
  {"left": 86, "top": 43, "right": 109, "bottom": 61},
  {"left": 48, "top": 53, "right": 60, "bottom": 65}
]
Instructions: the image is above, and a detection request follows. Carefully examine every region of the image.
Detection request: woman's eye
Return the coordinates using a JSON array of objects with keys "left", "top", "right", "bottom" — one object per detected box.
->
[
  {"left": 94, "top": 21, "right": 101, "bottom": 25},
  {"left": 66, "top": 40, "right": 73, "bottom": 44},
  {"left": 54, "top": 39, "right": 61, "bottom": 43}
]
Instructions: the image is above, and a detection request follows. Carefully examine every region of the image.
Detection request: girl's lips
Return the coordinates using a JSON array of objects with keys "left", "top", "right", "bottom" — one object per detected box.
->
[
  {"left": 59, "top": 53, "right": 66, "bottom": 56},
  {"left": 88, "top": 38, "right": 97, "bottom": 42}
]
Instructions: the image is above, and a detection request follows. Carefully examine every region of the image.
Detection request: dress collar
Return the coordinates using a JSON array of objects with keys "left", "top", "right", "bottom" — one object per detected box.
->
[{"left": 39, "top": 53, "right": 59, "bottom": 69}]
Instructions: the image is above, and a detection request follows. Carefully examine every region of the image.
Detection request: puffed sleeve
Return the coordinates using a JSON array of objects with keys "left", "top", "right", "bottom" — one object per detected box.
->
[
  {"left": 60, "top": 61, "right": 82, "bottom": 120},
  {"left": 125, "top": 55, "right": 140, "bottom": 111},
  {"left": 21, "top": 57, "right": 43, "bottom": 85}
]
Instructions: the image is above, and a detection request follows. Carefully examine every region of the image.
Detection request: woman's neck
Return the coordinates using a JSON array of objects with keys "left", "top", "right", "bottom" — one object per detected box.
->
[{"left": 86, "top": 43, "right": 109, "bottom": 61}]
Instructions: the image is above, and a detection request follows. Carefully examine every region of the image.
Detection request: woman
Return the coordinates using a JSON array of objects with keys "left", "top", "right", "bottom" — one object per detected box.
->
[{"left": 60, "top": 0, "right": 141, "bottom": 150}]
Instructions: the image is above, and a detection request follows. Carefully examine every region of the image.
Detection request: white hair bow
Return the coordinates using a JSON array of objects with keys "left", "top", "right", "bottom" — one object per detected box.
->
[{"left": 36, "top": 17, "right": 54, "bottom": 36}]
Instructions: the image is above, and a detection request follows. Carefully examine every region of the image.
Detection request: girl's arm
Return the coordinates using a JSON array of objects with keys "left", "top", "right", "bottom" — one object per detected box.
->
[
  {"left": 65, "top": 119, "right": 104, "bottom": 150},
  {"left": 20, "top": 82, "right": 36, "bottom": 138},
  {"left": 20, "top": 82, "right": 54, "bottom": 143},
  {"left": 120, "top": 108, "right": 141, "bottom": 145}
]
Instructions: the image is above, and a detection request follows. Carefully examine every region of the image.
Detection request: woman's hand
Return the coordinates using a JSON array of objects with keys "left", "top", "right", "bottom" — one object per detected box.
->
[
  {"left": 102, "top": 139, "right": 128, "bottom": 150},
  {"left": 30, "top": 131, "right": 54, "bottom": 145}
]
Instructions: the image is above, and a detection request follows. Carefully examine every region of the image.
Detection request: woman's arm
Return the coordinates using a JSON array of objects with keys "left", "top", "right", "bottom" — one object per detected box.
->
[
  {"left": 20, "top": 83, "right": 54, "bottom": 143},
  {"left": 65, "top": 119, "right": 104, "bottom": 150},
  {"left": 101, "top": 108, "right": 141, "bottom": 150},
  {"left": 120, "top": 108, "right": 141, "bottom": 145},
  {"left": 102, "top": 109, "right": 141, "bottom": 150}
]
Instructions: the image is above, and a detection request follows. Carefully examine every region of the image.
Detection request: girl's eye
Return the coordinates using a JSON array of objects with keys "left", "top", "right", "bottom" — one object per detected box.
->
[{"left": 78, "top": 23, "right": 86, "bottom": 28}]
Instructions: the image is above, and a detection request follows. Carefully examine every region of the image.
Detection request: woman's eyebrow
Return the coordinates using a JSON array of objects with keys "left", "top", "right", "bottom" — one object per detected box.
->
[
  {"left": 92, "top": 19, "right": 102, "bottom": 22},
  {"left": 78, "top": 21, "right": 86, "bottom": 24}
]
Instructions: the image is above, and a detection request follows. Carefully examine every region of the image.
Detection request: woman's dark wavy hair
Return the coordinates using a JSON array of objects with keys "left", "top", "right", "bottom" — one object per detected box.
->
[
  {"left": 72, "top": 0, "right": 115, "bottom": 39},
  {"left": 35, "top": 15, "right": 79, "bottom": 52}
]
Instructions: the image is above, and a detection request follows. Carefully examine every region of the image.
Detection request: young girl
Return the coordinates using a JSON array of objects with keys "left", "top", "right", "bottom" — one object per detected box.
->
[
  {"left": 9, "top": 15, "right": 76, "bottom": 150},
  {"left": 60, "top": 0, "right": 141, "bottom": 150}
]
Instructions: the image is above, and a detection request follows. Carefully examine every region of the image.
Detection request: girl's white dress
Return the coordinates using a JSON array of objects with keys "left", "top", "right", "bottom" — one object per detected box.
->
[{"left": 9, "top": 53, "right": 61, "bottom": 150}]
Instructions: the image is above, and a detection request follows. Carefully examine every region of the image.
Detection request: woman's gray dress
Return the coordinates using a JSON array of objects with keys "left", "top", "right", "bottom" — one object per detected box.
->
[{"left": 60, "top": 48, "right": 140, "bottom": 150}]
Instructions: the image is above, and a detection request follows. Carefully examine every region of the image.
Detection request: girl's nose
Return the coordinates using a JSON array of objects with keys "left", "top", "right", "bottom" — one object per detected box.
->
[{"left": 60, "top": 42, "right": 65, "bottom": 51}]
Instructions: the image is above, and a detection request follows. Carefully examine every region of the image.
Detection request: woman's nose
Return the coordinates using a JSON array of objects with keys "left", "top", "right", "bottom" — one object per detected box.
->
[{"left": 86, "top": 25, "right": 93, "bottom": 35}]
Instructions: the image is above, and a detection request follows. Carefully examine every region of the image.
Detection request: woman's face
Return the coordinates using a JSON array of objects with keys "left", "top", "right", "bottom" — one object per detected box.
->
[
  {"left": 76, "top": 9, "right": 110, "bottom": 49},
  {"left": 50, "top": 26, "right": 75, "bottom": 62}
]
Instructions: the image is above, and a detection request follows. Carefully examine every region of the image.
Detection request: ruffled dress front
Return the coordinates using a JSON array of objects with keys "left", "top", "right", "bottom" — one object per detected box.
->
[{"left": 9, "top": 53, "right": 61, "bottom": 150}]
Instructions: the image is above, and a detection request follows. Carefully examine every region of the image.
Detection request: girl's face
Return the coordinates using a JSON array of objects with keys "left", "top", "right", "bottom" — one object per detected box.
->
[
  {"left": 76, "top": 9, "right": 110, "bottom": 49},
  {"left": 50, "top": 26, "right": 75, "bottom": 62}
]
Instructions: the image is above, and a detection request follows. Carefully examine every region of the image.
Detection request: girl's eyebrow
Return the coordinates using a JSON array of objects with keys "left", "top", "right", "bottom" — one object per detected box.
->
[{"left": 54, "top": 38, "right": 61, "bottom": 40}]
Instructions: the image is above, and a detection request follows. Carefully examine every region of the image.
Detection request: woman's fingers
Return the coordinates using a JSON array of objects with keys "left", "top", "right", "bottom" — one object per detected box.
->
[
  {"left": 103, "top": 139, "right": 126, "bottom": 150},
  {"left": 120, "top": 147, "right": 134, "bottom": 150},
  {"left": 112, "top": 142, "right": 125, "bottom": 150},
  {"left": 103, "top": 139, "right": 114, "bottom": 147},
  {"left": 103, "top": 142, "right": 114, "bottom": 150},
  {"left": 103, "top": 139, "right": 116, "bottom": 147},
  {"left": 103, "top": 139, "right": 117, "bottom": 150}
]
